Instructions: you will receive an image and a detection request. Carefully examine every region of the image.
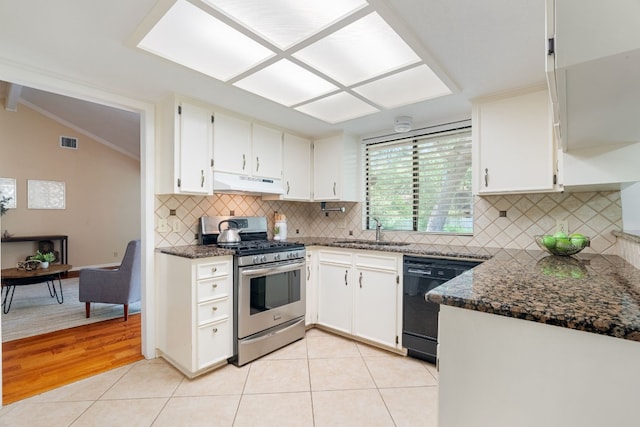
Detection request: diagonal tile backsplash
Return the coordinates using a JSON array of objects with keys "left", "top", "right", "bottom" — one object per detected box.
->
[{"left": 155, "top": 191, "right": 621, "bottom": 255}]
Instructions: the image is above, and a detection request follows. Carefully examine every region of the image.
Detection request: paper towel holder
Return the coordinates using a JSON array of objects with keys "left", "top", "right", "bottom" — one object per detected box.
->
[{"left": 320, "top": 202, "right": 346, "bottom": 213}]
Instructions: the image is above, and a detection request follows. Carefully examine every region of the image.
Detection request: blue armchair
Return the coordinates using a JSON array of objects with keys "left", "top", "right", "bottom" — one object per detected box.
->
[{"left": 79, "top": 240, "right": 141, "bottom": 321}]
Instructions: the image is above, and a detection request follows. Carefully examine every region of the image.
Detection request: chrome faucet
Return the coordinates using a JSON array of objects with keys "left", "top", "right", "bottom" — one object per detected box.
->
[{"left": 373, "top": 218, "right": 382, "bottom": 241}]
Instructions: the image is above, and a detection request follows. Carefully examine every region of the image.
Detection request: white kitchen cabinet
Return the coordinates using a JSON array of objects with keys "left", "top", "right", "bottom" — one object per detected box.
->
[
  {"left": 473, "top": 88, "right": 560, "bottom": 195},
  {"left": 313, "top": 133, "right": 359, "bottom": 201},
  {"left": 213, "top": 115, "right": 283, "bottom": 180},
  {"left": 155, "top": 252, "right": 233, "bottom": 378},
  {"left": 156, "top": 96, "right": 213, "bottom": 195},
  {"left": 305, "top": 250, "right": 317, "bottom": 326},
  {"left": 251, "top": 123, "right": 282, "bottom": 180},
  {"left": 316, "top": 248, "right": 402, "bottom": 350},
  {"left": 283, "top": 133, "right": 312, "bottom": 200},
  {"left": 212, "top": 113, "right": 251, "bottom": 175},
  {"left": 317, "top": 250, "right": 353, "bottom": 335},
  {"left": 353, "top": 253, "right": 401, "bottom": 348}
]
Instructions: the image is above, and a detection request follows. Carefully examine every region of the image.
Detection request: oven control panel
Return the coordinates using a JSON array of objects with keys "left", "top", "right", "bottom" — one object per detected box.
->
[{"left": 236, "top": 249, "right": 306, "bottom": 267}]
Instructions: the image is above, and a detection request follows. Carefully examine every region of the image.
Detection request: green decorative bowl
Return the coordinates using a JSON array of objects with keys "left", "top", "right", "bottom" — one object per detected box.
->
[{"left": 535, "top": 234, "right": 590, "bottom": 256}]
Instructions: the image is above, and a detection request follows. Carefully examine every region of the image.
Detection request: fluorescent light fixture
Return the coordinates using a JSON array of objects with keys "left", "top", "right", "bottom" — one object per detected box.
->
[
  {"left": 354, "top": 65, "right": 452, "bottom": 108},
  {"left": 234, "top": 59, "right": 338, "bottom": 106},
  {"left": 296, "top": 92, "right": 379, "bottom": 123},
  {"left": 138, "top": 0, "right": 274, "bottom": 81},
  {"left": 203, "top": 0, "right": 368, "bottom": 50},
  {"left": 293, "top": 12, "right": 421, "bottom": 85}
]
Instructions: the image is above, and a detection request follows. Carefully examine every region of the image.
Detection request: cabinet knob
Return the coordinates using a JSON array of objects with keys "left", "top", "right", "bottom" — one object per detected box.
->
[
  {"left": 211, "top": 283, "right": 218, "bottom": 289},
  {"left": 212, "top": 327, "right": 218, "bottom": 334},
  {"left": 211, "top": 306, "right": 218, "bottom": 311},
  {"left": 211, "top": 267, "right": 217, "bottom": 273}
]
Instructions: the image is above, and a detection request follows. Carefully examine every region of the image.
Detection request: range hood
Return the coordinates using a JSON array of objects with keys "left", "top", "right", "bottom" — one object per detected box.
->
[{"left": 213, "top": 172, "right": 285, "bottom": 195}]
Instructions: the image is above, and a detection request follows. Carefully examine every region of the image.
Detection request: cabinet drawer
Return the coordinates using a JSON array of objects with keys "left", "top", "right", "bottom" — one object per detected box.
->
[
  {"left": 197, "top": 277, "right": 230, "bottom": 302},
  {"left": 355, "top": 253, "right": 399, "bottom": 271},
  {"left": 197, "top": 318, "right": 232, "bottom": 369},
  {"left": 197, "top": 297, "right": 230, "bottom": 325},
  {"left": 319, "top": 250, "right": 352, "bottom": 265},
  {"left": 196, "top": 260, "right": 230, "bottom": 280}
]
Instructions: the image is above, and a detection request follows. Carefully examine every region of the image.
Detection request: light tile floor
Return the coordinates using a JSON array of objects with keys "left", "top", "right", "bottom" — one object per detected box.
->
[{"left": 0, "top": 328, "right": 438, "bottom": 426}]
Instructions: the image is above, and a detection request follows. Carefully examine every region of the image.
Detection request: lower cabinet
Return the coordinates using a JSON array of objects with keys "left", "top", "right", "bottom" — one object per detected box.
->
[
  {"left": 156, "top": 252, "right": 233, "bottom": 377},
  {"left": 316, "top": 249, "right": 402, "bottom": 350},
  {"left": 305, "top": 250, "right": 317, "bottom": 326}
]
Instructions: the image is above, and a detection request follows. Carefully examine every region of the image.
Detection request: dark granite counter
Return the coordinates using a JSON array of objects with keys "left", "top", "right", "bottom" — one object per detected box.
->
[
  {"left": 289, "top": 237, "right": 494, "bottom": 261},
  {"left": 426, "top": 249, "right": 640, "bottom": 342},
  {"left": 157, "top": 245, "right": 235, "bottom": 259}
]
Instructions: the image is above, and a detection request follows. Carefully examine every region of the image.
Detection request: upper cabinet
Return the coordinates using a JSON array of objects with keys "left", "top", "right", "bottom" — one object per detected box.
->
[
  {"left": 212, "top": 113, "right": 252, "bottom": 176},
  {"left": 213, "top": 114, "right": 283, "bottom": 181},
  {"left": 282, "top": 133, "right": 312, "bottom": 201},
  {"left": 251, "top": 124, "right": 283, "bottom": 180},
  {"left": 156, "top": 95, "right": 213, "bottom": 195},
  {"left": 313, "top": 133, "right": 359, "bottom": 201},
  {"left": 546, "top": 0, "right": 640, "bottom": 190},
  {"left": 473, "top": 88, "right": 560, "bottom": 195}
]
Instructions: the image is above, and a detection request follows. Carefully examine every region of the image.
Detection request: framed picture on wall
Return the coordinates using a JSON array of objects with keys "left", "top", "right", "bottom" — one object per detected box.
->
[
  {"left": 28, "top": 180, "right": 66, "bottom": 209},
  {"left": 0, "top": 177, "right": 17, "bottom": 208}
]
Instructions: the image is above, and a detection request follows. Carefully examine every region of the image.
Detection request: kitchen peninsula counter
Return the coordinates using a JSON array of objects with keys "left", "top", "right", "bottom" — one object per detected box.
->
[
  {"left": 157, "top": 245, "right": 235, "bottom": 259},
  {"left": 426, "top": 250, "right": 640, "bottom": 342}
]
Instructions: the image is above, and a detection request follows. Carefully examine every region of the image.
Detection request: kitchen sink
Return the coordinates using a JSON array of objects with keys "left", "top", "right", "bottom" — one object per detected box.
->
[{"left": 334, "top": 240, "right": 411, "bottom": 246}]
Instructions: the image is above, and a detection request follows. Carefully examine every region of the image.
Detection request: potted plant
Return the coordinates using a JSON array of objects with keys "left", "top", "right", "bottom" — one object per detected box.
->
[
  {"left": 30, "top": 250, "right": 56, "bottom": 268},
  {"left": 0, "top": 196, "right": 11, "bottom": 216}
]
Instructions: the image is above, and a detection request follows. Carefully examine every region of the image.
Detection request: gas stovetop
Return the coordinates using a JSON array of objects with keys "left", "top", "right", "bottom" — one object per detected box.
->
[{"left": 218, "top": 240, "right": 304, "bottom": 256}]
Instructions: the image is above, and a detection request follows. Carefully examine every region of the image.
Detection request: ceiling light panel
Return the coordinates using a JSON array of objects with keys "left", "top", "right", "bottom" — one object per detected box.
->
[
  {"left": 354, "top": 65, "right": 452, "bottom": 109},
  {"left": 203, "top": 0, "right": 368, "bottom": 50},
  {"left": 233, "top": 59, "right": 338, "bottom": 106},
  {"left": 295, "top": 92, "right": 379, "bottom": 123},
  {"left": 138, "top": 0, "right": 274, "bottom": 81},
  {"left": 293, "top": 12, "right": 421, "bottom": 86}
]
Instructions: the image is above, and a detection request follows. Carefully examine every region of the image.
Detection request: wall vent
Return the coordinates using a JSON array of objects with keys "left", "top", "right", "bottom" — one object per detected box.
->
[{"left": 60, "top": 136, "right": 78, "bottom": 149}]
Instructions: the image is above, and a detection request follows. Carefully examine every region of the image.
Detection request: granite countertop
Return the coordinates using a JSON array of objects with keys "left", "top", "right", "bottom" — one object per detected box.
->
[
  {"left": 157, "top": 245, "right": 235, "bottom": 259},
  {"left": 289, "top": 237, "right": 495, "bottom": 261},
  {"left": 426, "top": 249, "right": 640, "bottom": 342}
]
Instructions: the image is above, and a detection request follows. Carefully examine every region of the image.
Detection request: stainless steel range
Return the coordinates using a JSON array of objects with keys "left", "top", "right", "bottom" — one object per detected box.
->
[{"left": 199, "top": 216, "right": 306, "bottom": 366}]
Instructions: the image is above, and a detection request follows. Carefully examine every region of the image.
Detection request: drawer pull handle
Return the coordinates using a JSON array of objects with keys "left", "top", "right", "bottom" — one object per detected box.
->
[{"left": 212, "top": 328, "right": 218, "bottom": 334}]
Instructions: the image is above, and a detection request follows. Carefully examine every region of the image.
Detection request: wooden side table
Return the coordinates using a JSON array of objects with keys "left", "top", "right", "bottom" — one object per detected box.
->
[{"left": 1, "top": 264, "right": 72, "bottom": 314}]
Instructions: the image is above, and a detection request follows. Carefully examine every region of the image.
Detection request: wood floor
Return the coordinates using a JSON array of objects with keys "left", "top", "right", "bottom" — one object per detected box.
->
[{"left": 2, "top": 313, "right": 143, "bottom": 405}]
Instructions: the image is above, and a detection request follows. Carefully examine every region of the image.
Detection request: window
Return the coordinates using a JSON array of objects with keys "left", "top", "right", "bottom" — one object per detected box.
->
[{"left": 364, "top": 125, "right": 473, "bottom": 234}]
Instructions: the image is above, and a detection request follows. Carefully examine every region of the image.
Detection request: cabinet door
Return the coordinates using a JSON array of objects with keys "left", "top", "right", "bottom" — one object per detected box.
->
[
  {"left": 213, "top": 113, "right": 251, "bottom": 175},
  {"left": 305, "top": 251, "right": 317, "bottom": 326},
  {"left": 313, "top": 136, "right": 341, "bottom": 200},
  {"left": 354, "top": 267, "right": 398, "bottom": 348},
  {"left": 178, "top": 102, "right": 213, "bottom": 194},
  {"left": 317, "top": 262, "right": 352, "bottom": 334},
  {"left": 252, "top": 124, "right": 282, "bottom": 179},
  {"left": 197, "top": 318, "right": 232, "bottom": 369},
  {"left": 283, "top": 134, "right": 311, "bottom": 200},
  {"left": 475, "top": 90, "right": 556, "bottom": 194}
]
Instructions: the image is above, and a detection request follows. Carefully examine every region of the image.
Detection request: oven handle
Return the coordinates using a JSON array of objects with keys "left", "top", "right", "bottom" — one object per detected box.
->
[{"left": 240, "top": 260, "right": 306, "bottom": 277}]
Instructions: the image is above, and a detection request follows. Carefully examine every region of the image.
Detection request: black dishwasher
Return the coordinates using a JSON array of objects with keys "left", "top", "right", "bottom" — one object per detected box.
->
[{"left": 403, "top": 256, "right": 481, "bottom": 363}]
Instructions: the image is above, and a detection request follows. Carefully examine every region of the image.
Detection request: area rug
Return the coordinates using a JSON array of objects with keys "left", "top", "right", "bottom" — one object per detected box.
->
[{"left": 1, "top": 277, "right": 141, "bottom": 342}]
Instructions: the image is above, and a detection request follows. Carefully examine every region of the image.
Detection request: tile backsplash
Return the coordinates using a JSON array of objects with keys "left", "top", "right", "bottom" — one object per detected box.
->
[{"left": 155, "top": 191, "right": 621, "bottom": 255}]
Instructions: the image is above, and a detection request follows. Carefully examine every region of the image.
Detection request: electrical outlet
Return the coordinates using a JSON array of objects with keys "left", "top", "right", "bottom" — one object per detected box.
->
[
  {"left": 172, "top": 219, "right": 181, "bottom": 233},
  {"left": 113, "top": 251, "right": 118, "bottom": 258},
  {"left": 556, "top": 220, "right": 569, "bottom": 234},
  {"left": 158, "top": 219, "right": 169, "bottom": 233}
]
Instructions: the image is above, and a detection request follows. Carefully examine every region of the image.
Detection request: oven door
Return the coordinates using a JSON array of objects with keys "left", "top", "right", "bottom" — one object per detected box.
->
[{"left": 237, "top": 259, "right": 306, "bottom": 339}]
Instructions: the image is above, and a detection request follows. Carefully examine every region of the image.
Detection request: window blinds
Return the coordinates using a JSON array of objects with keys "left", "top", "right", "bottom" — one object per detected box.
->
[{"left": 364, "top": 127, "right": 473, "bottom": 234}]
